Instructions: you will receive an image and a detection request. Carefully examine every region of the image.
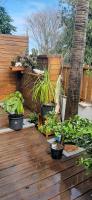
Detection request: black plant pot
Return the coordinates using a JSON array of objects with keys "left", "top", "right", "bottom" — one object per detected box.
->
[
  {"left": 8, "top": 114, "right": 23, "bottom": 131},
  {"left": 41, "top": 103, "right": 55, "bottom": 118},
  {"left": 51, "top": 147, "right": 63, "bottom": 159}
]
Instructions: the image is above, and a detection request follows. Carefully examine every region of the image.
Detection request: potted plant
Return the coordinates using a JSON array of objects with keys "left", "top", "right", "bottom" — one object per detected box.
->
[
  {"left": 51, "top": 142, "right": 63, "bottom": 159},
  {"left": 10, "top": 51, "right": 38, "bottom": 72},
  {"left": 38, "top": 110, "right": 64, "bottom": 158},
  {"left": 3, "top": 91, "right": 24, "bottom": 130},
  {"left": 32, "top": 70, "right": 55, "bottom": 118},
  {"left": 28, "top": 112, "right": 38, "bottom": 126},
  {"left": 54, "top": 123, "right": 64, "bottom": 143},
  {"left": 38, "top": 110, "right": 57, "bottom": 137},
  {"left": 38, "top": 111, "right": 63, "bottom": 139},
  {"left": 51, "top": 122, "right": 64, "bottom": 159},
  {"left": 10, "top": 56, "right": 25, "bottom": 71}
]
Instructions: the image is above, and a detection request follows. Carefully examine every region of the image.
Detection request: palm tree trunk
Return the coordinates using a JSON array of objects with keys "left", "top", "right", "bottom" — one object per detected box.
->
[{"left": 65, "top": 0, "right": 89, "bottom": 119}]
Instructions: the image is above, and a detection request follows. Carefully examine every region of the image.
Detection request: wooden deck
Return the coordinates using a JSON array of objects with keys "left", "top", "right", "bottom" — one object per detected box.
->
[{"left": 0, "top": 127, "right": 92, "bottom": 200}]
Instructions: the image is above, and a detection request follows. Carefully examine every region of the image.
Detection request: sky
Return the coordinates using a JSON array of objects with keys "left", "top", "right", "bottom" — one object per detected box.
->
[{"left": 1, "top": 0, "right": 59, "bottom": 51}]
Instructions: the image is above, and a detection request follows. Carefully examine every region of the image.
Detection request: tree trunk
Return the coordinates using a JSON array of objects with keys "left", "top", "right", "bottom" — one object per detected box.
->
[{"left": 65, "top": 0, "right": 89, "bottom": 119}]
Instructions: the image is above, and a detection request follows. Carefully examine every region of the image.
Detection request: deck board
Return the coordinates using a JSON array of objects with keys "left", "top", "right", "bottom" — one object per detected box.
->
[{"left": 0, "top": 127, "right": 92, "bottom": 200}]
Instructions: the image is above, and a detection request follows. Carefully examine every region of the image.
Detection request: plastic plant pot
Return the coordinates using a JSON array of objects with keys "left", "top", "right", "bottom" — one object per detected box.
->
[
  {"left": 41, "top": 104, "right": 55, "bottom": 118},
  {"left": 8, "top": 114, "right": 23, "bottom": 131},
  {"left": 51, "top": 143, "right": 63, "bottom": 159}
]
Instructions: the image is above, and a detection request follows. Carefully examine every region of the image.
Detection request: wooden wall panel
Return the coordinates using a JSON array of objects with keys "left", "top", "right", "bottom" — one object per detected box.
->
[
  {"left": 62, "top": 66, "right": 92, "bottom": 103},
  {"left": 48, "top": 55, "right": 63, "bottom": 86},
  {"left": 0, "top": 34, "right": 28, "bottom": 100}
]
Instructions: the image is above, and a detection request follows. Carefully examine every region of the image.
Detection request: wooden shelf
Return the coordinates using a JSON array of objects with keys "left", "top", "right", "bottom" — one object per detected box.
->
[{"left": 9, "top": 66, "right": 25, "bottom": 72}]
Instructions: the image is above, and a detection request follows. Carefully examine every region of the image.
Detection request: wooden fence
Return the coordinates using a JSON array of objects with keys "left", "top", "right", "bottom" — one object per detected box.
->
[
  {"left": 0, "top": 34, "right": 28, "bottom": 100},
  {"left": 37, "top": 55, "right": 63, "bottom": 85},
  {"left": 20, "top": 57, "right": 92, "bottom": 110},
  {"left": 36, "top": 56, "right": 92, "bottom": 103},
  {"left": 0, "top": 34, "right": 91, "bottom": 104},
  {"left": 62, "top": 65, "right": 92, "bottom": 103}
]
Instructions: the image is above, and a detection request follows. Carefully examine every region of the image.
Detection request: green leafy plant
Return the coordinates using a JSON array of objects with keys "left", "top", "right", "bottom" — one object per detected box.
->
[
  {"left": 38, "top": 111, "right": 62, "bottom": 136},
  {"left": 53, "top": 123, "right": 63, "bottom": 137},
  {"left": 11, "top": 50, "right": 38, "bottom": 69},
  {"left": 60, "top": 115, "right": 92, "bottom": 170},
  {"left": 3, "top": 91, "right": 24, "bottom": 115},
  {"left": 79, "top": 157, "right": 92, "bottom": 170},
  {"left": 61, "top": 116, "right": 92, "bottom": 145},
  {"left": 29, "top": 112, "right": 38, "bottom": 123},
  {"left": 11, "top": 55, "right": 32, "bottom": 69},
  {"left": 40, "top": 113, "right": 92, "bottom": 169},
  {"left": 32, "top": 70, "right": 55, "bottom": 104},
  {"left": 38, "top": 113, "right": 92, "bottom": 169},
  {"left": 43, "top": 114, "right": 92, "bottom": 148}
]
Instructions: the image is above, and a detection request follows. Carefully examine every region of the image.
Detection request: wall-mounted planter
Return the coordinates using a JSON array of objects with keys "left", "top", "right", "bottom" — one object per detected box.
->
[{"left": 10, "top": 66, "right": 25, "bottom": 72}]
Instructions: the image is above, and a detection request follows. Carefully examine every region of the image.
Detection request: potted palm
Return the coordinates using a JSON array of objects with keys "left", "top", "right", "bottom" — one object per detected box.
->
[
  {"left": 32, "top": 70, "right": 55, "bottom": 118},
  {"left": 3, "top": 91, "right": 24, "bottom": 130}
]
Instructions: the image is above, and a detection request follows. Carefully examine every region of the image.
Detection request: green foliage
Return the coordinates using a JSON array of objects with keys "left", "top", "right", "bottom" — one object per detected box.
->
[
  {"left": 61, "top": 115, "right": 92, "bottom": 170},
  {"left": 21, "top": 53, "right": 38, "bottom": 69},
  {"left": 29, "top": 112, "right": 38, "bottom": 123},
  {"left": 61, "top": 115, "right": 92, "bottom": 147},
  {"left": 0, "top": 6, "right": 16, "bottom": 34},
  {"left": 38, "top": 113, "right": 92, "bottom": 169},
  {"left": 58, "top": 0, "right": 92, "bottom": 65},
  {"left": 11, "top": 50, "right": 38, "bottom": 69},
  {"left": 39, "top": 113, "right": 92, "bottom": 149},
  {"left": 38, "top": 111, "right": 62, "bottom": 136},
  {"left": 32, "top": 71, "right": 55, "bottom": 104},
  {"left": 3, "top": 91, "right": 24, "bottom": 115},
  {"left": 56, "top": 0, "right": 75, "bottom": 60},
  {"left": 79, "top": 157, "right": 92, "bottom": 170}
]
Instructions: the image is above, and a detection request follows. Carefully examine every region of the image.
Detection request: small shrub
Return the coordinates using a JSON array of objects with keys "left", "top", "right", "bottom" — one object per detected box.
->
[{"left": 29, "top": 112, "right": 38, "bottom": 123}]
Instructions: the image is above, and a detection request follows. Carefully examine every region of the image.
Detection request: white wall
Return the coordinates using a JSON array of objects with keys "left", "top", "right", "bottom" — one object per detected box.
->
[
  {"left": 78, "top": 102, "right": 92, "bottom": 121},
  {"left": 61, "top": 97, "right": 92, "bottom": 121}
]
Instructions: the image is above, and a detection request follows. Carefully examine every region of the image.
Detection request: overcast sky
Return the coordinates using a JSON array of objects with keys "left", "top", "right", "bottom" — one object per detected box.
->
[{"left": 1, "top": 0, "right": 59, "bottom": 51}]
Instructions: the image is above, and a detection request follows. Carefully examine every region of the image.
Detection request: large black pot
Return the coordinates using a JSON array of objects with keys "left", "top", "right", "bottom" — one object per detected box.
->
[
  {"left": 8, "top": 114, "right": 23, "bottom": 131},
  {"left": 41, "top": 103, "right": 55, "bottom": 118}
]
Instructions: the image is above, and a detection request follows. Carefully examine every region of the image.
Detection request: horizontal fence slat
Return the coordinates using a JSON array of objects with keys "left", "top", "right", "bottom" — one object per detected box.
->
[{"left": 0, "top": 34, "right": 28, "bottom": 100}]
